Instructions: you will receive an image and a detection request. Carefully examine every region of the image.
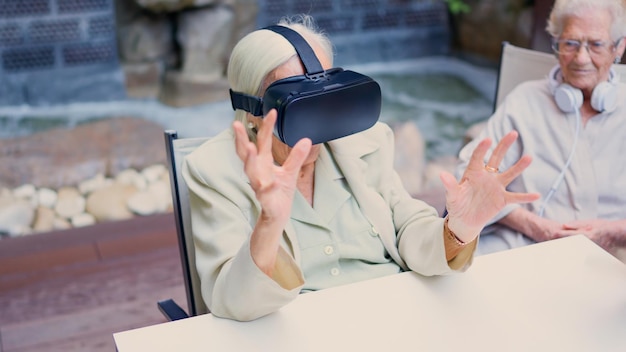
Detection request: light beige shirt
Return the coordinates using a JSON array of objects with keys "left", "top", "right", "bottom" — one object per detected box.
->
[{"left": 292, "top": 144, "right": 401, "bottom": 291}]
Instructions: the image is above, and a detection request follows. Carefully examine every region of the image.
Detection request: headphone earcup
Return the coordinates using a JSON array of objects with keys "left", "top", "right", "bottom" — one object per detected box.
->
[
  {"left": 553, "top": 83, "right": 583, "bottom": 113},
  {"left": 591, "top": 81, "right": 618, "bottom": 113}
]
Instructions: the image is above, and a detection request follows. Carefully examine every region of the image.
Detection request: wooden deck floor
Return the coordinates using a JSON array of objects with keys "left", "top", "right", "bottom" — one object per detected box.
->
[{"left": 0, "top": 213, "right": 187, "bottom": 352}]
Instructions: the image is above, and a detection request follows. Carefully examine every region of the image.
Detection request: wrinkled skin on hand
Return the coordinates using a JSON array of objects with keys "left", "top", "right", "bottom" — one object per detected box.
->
[
  {"left": 232, "top": 110, "right": 313, "bottom": 275},
  {"left": 233, "top": 110, "right": 312, "bottom": 224},
  {"left": 440, "top": 131, "right": 540, "bottom": 243},
  {"left": 557, "top": 219, "right": 626, "bottom": 252}
]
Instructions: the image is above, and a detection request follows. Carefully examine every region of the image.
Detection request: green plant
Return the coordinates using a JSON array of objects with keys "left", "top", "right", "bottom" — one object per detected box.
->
[{"left": 445, "top": 0, "right": 471, "bottom": 14}]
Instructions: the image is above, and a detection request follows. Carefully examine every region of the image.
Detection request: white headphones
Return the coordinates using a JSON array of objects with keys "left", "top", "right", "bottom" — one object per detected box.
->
[{"left": 548, "top": 65, "right": 619, "bottom": 113}]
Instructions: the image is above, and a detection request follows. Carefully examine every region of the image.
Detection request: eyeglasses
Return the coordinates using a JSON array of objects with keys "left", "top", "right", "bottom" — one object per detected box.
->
[{"left": 551, "top": 38, "right": 620, "bottom": 56}]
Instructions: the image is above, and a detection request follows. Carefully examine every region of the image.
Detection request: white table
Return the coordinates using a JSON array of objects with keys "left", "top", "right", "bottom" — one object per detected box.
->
[{"left": 114, "top": 235, "right": 626, "bottom": 352}]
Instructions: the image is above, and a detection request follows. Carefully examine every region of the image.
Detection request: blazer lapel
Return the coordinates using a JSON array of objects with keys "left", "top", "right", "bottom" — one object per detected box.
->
[{"left": 328, "top": 134, "right": 407, "bottom": 269}]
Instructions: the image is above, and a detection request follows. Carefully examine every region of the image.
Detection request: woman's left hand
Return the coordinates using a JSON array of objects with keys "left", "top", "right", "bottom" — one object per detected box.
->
[
  {"left": 559, "top": 219, "right": 626, "bottom": 251},
  {"left": 440, "top": 131, "right": 540, "bottom": 243}
]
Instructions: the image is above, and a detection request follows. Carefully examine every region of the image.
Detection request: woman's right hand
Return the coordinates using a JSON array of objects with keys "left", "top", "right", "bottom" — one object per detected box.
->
[{"left": 232, "top": 110, "right": 312, "bottom": 275}]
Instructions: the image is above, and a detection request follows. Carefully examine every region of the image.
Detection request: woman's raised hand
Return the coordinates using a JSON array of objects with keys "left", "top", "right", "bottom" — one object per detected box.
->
[
  {"left": 232, "top": 110, "right": 312, "bottom": 274},
  {"left": 233, "top": 110, "right": 312, "bottom": 222},
  {"left": 440, "top": 131, "right": 540, "bottom": 243}
]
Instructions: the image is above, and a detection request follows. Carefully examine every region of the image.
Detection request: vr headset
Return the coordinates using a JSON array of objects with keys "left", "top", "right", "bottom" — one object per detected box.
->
[{"left": 229, "top": 25, "right": 382, "bottom": 147}]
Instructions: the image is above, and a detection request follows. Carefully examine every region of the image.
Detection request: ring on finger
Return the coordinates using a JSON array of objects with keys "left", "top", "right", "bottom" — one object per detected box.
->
[{"left": 484, "top": 165, "right": 499, "bottom": 173}]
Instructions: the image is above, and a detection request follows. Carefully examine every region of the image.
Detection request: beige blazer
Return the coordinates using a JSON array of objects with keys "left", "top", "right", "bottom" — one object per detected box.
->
[{"left": 183, "top": 122, "right": 475, "bottom": 321}]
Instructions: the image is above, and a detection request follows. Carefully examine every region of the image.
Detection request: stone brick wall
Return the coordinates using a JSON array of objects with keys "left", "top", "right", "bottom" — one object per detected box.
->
[
  {"left": 256, "top": 0, "right": 451, "bottom": 66},
  {"left": 0, "top": 0, "right": 126, "bottom": 106}
]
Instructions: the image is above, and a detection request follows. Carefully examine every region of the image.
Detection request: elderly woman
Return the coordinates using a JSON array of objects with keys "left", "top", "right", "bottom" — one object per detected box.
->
[
  {"left": 456, "top": 0, "right": 626, "bottom": 256},
  {"left": 183, "top": 15, "right": 538, "bottom": 321}
]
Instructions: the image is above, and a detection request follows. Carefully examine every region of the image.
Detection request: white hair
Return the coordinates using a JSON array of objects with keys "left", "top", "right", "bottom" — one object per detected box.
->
[{"left": 547, "top": 0, "right": 626, "bottom": 40}]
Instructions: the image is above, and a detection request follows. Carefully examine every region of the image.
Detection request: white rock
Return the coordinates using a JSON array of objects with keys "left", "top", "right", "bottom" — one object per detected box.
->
[
  {"left": 149, "top": 179, "right": 172, "bottom": 211},
  {"left": 55, "top": 187, "right": 86, "bottom": 219},
  {"left": 33, "top": 206, "right": 56, "bottom": 233},
  {"left": 6, "top": 225, "right": 33, "bottom": 237},
  {"left": 78, "top": 173, "right": 113, "bottom": 195},
  {"left": 86, "top": 183, "right": 137, "bottom": 222},
  {"left": 127, "top": 191, "right": 159, "bottom": 216},
  {"left": 127, "top": 177, "right": 172, "bottom": 215},
  {"left": 142, "top": 164, "right": 166, "bottom": 183},
  {"left": 0, "top": 195, "right": 35, "bottom": 237},
  {"left": 13, "top": 184, "right": 37, "bottom": 199},
  {"left": 53, "top": 217, "right": 72, "bottom": 230},
  {"left": 116, "top": 168, "right": 147, "bottom": 190},
  {"left": 13, "top": 184, "right": 39, "bottom": 208},
  {"left": 116, "top": 168, "right": 140, "bottom": 184},
  {"left": 160, "top": 170, "right": 171, "bottom": 184},
  {"left": 37, "top": 188, "right": 58, "bottom": 208},
  {"left": 6, "top": 162, "right": 174, "bottom": 236},
  {"left": 134, "top": 175, "right": 148, "bottom": 190},
  {"left": 71, "top": 213, "right": 96, "bottom": 227}
]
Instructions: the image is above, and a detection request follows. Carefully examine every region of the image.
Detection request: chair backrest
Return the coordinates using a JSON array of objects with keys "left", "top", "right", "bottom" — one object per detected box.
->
[
  {"left": 494, "top": 42, "right": 557, "bottom": 111},
  {"left": 164, "top": 130, "right": 211, "bottom": 316},
  {"left": 495, "top": 42, "right": 626, "bottom": 112}
]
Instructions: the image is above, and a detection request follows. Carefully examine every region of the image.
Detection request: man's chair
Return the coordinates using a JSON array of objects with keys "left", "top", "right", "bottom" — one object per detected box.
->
[
  {"left": 157, "top": 130, "right": 210, "bottom": 320},
  {"left": 495, "top": 41, "right": 626, "bottom": 112}
]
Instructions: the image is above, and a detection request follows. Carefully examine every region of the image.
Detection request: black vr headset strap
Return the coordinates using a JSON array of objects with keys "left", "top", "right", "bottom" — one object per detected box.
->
[
  {"left": 230, "top": 25, "right": 326, "bottom": 116},
  {"left": 264, "top": 25, "right": 325, "bottom": 78},
  {"left": 229, "top": 89, "right": 264, "bottom": 116}
]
